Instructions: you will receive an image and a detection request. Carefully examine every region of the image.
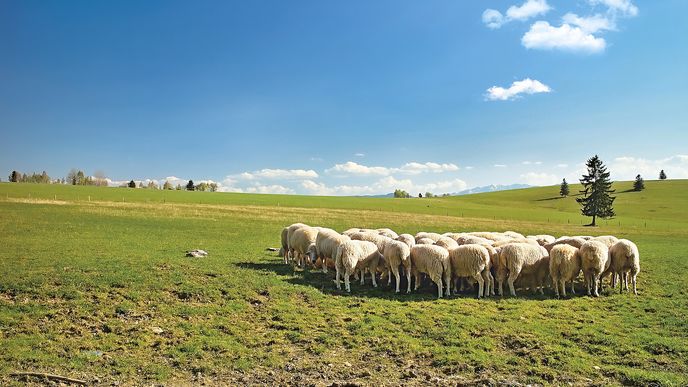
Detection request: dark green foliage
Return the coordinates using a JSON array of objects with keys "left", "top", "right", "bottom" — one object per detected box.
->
[
  {"left": 559, "top": 178, "right": 569, "bottom": 197},
  {"left": 659, "top": 170, "right": 667, "bottom": 180},
  {"left": 128, "top": 180, "right": 136, "bottom": 188},
  {"left": 9, "top": 171, "right": 19, "bottom": 182},
  {"left": 186, "top": 180, "right": 195, "bottom": 191},
  {"left": 633, "top": 174, "right": 645, "bottom": 191},
  {"left": 576, "top": 155, "right": 616, "bottom": 226},
  {"left": 394, "top": 189, "right": 410, "bottom": 198}
]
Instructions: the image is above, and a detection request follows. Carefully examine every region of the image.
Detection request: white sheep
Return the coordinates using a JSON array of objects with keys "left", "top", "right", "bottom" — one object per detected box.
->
[
  {"left": 548, "top": 244, "right": 581, "bottom": 298},
  {"left": 455, "top": 235, "right": 493, "bottom": 246},
  {"left": 284, "top": 223, "right": 308, "bottom": 263},
  {"left": 497, "top": 243, "right": 549, "bottom": 296},
  {"left": 468, "top": 232, "right": 508, "bottom": 242},
  {"left": 377, "top": 228, "right": 399, "bottom": 239},
  {"left": 544, "top": 237, "right": 586, "bottom": 253},
  {"left": 410, "top": 245, "right": 451, "bottom": 298},
  {"left": 527, "top": 234, "right": 556, "bottom": 246},
  {"left": 502, "top": 231, "right": 525, "bottom": 239},
  {"left": 415, "top": 232, "right": 442, "bottom": 243},
  {"left": 416, "top": 237, "right": 436, "bottom": 245},
  {"left": 591, "top": 235, "right": 619, "bottom": 249},
  {"left": 334, "top": 240, "right": 383, "bottom": 292},
  {"left": 606, "top": 239, "right": 640, "bottom": 295},
  {"left": 383, "top": 240, "right": 412, "bottom": 293},
  {"left": 315, "top": 228, "right": 350, "bottom": 274},
  {"left": 435, "top": 236, "right": 459, "bottom": 250},
  {"left": 579, "top": 240, "right": 610, "bottom": 297},
  {"left": 448, "top": 245, "right": 491, "bottom": 298},
  {"left": 289, "top": 226, "right": 319, "bottom": 269},
  {"left": 280, "top": 227, "right": 289, "bottom": 262},
  {"left": 396, "top": 234, "right": 416, "bottom": 248}
]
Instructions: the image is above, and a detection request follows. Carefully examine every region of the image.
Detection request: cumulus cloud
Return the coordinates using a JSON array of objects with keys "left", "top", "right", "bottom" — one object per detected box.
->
[
  {"left": 562, "top": 13, "right": 614, "bottom": 33},
  {"left": 243, "top": 184, "right": 294, "bottom": 194},
  {"left": 301, "top": 176, "right": 468, "bottom": 196},
  {"left": 486, "top": 78, "right": 551, "bottom": 101},
  {"left": 522, "top": 161, "right": 543, "bottom": 165},
  {"left": 522, "top": 21, "right": 606, "bottom": 53},
  {"left": 610, "top": 155, "right": 688, "bottom": 180},
  {"left": 237, "top": 168, "right": 318, "bottom": 180},
  {"left": 520, "top": 172, "right": 559, "bottom": 186},
  {"left": 556, "top": 163, "right": 569, "bottom": 168},
  {"left": 494, "top": 164, "right": 508, "bottom": 168},
  {"left": 482, "top": 0, "right": 551, "bottom": 29},
  {"left": 326, "top": 161, "right": 459, "bottom": 176},
  {"left": 464, "top": 166, "right": 475, "bottom": 170},
  {"left": 354, "top": 153, "right": 365, "bottom": 157},
  {"left": 590, "top": 0, "right": 638, "bottom": 17}
]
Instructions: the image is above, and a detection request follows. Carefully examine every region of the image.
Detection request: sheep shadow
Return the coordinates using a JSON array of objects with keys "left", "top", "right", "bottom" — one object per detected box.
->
[{"left": 235, "top": 258, "right": 577, "bottom": 302}]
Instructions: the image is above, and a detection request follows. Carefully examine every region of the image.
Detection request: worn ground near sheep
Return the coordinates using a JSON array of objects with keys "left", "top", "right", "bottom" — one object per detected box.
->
[{"left": 1, "top": 181, "right": 687, "bottom": 386}]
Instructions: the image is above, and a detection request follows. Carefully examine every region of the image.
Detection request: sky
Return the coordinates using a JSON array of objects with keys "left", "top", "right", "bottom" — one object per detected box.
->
[{"left": 1, "top": 0, "right": 687, "bottom": 195}]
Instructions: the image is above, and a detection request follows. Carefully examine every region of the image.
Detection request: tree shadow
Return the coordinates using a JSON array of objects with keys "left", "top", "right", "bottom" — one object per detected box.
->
[
  {"left": 617, "top": 189, "right": 638, "bottom": 194},
  {"left": 234, "top": 259, "right": 578, "bottom": 302},
  {"left": 534, "top": 197, "right": 564, "bottom": 202}
]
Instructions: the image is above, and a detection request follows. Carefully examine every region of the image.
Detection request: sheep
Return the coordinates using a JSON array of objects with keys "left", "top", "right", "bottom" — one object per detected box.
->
[
  {"left": 435, "top": 236, "right": 459, "bottom": 250},
  {"left": 497, "top": 243, "right": 549, "bottom": 296},
  {"left": 315, "top": 228, "right": 351, "bottom": 274},
  {"left": 416, "top": 237, "right": 436, "bottom": 245},
  {"left": 591, "top": 235, "right": 619, "bottom": 249},
  {"left": 396, "top": 234, "right": 416, "bottom": 248},
  {"left": 285, "top": 223, "right": 309, "bottom": 263},
  {"left": 468, "top": 232, "right": 510, "bottom": 242},
  {"left": 455, "top": 235, "right": 492, "bottom": 246},
  {"left": 548, "top": 244, "right": 581, "bottom": 298},
  {"left": 415, "top": 232, "right": 442, "bottom": 243},
  {"left": 350, "top": 231, "right": 391, "bottom": 254},
  {"left": 410, "top": 245, "right": 451, "bottom": 298},
  {"left": 477, "top": 243, "right": 498, "bottom": 296},
  {"left": 605, "top": 239, "right": 640, "bottom": 295},
  {"left": 342, "top": 228, "right": 362, "bottom": 237},
  {"left": 280, "top": 227, "right": 289, "bottom": 261},
  {"left": 377, "top": 228, "right": 399, "bottom": 239},
  {"left": 502, "top": 231, "right": 525, "bottom": 239},
  {"left": 492, "top": 238, "right": 540, "bottom": 248},
  {"left": 442, "top": 232, "right": 464, "bottom": 240},
  {"left": 544, "top": 237, "right": 586, "bottom": 253},
  {"left": 579, "top": 240, "right": 610, "bottom": 297},
  {"left": 448, "top": 245, "right": 491, "bottom": 298},
  {"left": 383, "top": 240, "right": 412, "bottom": 293},
  {"left": 289, "top": 226, "right": 319, "bottom": 269},
  {"left": 527, "top": 234, "right": 556, "bottom": 246},
  {"left": 334, "top": 240, "right": 383, "bottom": 292}
]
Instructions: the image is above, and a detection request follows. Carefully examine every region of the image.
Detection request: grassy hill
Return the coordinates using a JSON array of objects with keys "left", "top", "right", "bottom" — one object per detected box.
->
[{"left": 0, "top": 181, "right": 687, "bottom": 385}]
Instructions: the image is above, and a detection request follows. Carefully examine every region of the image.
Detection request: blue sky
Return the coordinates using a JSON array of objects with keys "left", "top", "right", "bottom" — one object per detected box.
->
[{"left": 1, "top": 0, "right": 687, "bottom": 194}]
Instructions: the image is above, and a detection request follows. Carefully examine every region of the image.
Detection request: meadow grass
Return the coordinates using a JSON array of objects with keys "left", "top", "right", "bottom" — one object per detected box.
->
[{"left": 0, "top": 181, "right": 686, "bottom": 385}]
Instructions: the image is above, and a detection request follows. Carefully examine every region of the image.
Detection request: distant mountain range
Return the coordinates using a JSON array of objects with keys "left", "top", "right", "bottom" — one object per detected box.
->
[{"left": 359, "top": 184, "right": 532, "bottom": 198}]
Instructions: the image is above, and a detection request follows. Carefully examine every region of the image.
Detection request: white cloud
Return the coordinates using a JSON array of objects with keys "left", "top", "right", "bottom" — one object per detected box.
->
[
  {"left": 482, "top": 0, "right": 551, "bottom": 29},
  {"left": 590, "top": 0, "right": 638, "bottom": 17},
  {"left": 465, "top": 166, "right": 475, "bottom": 170},
  {"left": 243, "top": 184, "right": 294, "bottom": 194},
  {"left": 300, "top": 176, "right": 468, "bottom": 196},
  {"left": 237, "top": 168, "right": 318, "bottom": 180},
  {"left": 326, "top": 161, "right": 390, "bottom": 176},
  {"left": 354, "top": 153, "right": 365, "bottom": 157},
  {"left": 326, "top": 161, "right": 459, "bottom": 176},
  {"left": 522, "top": 161, "right": 543, "bottom": 165},
  {"left": 309, "top": 157, "right": 323, "bottom": 162},
  {"left": 520, "top": 172, "right": 559, "bottom": 186},
  {"left": 562, "top": 13, "right": 614, "bottom": 33},
  {"left": 556, "top": 163, "right": 569, "bottom": 168},
  {"left": 494, "top": 164, "right": 508, "bottom": 168},
  {"left": 506, "top": 0, "right": 552, "bottom": 21},
  {"left": 610, "top": 155, "right": 688, "bottom": 180},
  {"left": 486, "top": 78, "right": 551, "bottom": 101},
  {"left": 522, "top": 21, "right": 606, "bottom": 53}
]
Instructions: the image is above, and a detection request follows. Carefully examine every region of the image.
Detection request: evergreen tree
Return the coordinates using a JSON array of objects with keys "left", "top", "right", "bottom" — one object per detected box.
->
[
  {"left": 559, "top": 178, "right": 570, "bottom": 197},
  {"left": 9, "top": 170, "right": 19, "bottom": 182},
  {"left": 163, "top": 180, "right": 173, "bottom": 190},
  {"left": 418, "top": 193, "right": 423, "bottom": 198},
  {"left": 128, "top": 180, "right": 136, "bottom": 188},
  {"left": 659, "top": 170, "right": 667, "bottom": 180},
  {"left": 186, "top": 180, "right": 195, "bottom": 191},
  {"left": 633, "top": 174, "right": 645, "bottom": 191},
  {"left": 576, "top": 155, "right": 616, "bottom": 226}
]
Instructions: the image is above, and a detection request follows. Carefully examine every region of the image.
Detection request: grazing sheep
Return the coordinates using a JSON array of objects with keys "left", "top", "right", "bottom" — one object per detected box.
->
[
  {"left": 315, "top": 228, "right": 351, "bottom": 274},
  {"left": 350, "top": 232, "right": 391, "bottom": 254},
  {"left": 416, "top": 237, "right": 436, "bottom": 245},
  {"left": 477, "top": 243, "right": 498, "bottom": 296},
  {"left": 592, "top": 235, "right": 619, "bottom": 249},
  {"left": 448, "top": 245, "right": 491, "bottom": 298},
  {"left": 377, "top": 228, "right": 399, "bottom": 239},
  {"left": 455, "top": 235, "right": 492, "bottom": 246},
  {"left": 527, "top": 234, "right": 556, "bottom": 246},
  {"left": 579, "top": 240, "right": 610, "bottom": 297},
  {"left": 502, "top": 231, "right": 526, "bottom": 239},
  {"left": 383, "top": 240, "right": 412, "bottom": 293},
  {"left": 605, "top": 239, "right": 640, "bottom": 295},
  {"left": 497, "top": 243, "right": 549, "bottom": 296},
  {"left": 576, "top": 236, "right": 594, "bottom": 240},
  {"left": 285, "top": 223, "right": 308, "bottom": 263},
  {"left": 492, "top": 238, "right": 540, "bottom": 248},
  {"left": 410, "top": 245, "right": 451, "bottom": 298},
  {"left": 435, "top": 236, "right": 460, "bottom": 250},
  {"left": 467, "top": 232, "right": 506, "bottom": 242},
  {"left": 396, "top": 234, "right": 416, "bottom": 248},
  {"left": 549, "top": 244, "right": 581, "bottom": 298},
  {"left": 415, "top": 232, "right": 443, "bottom": 243},
  {"left": 334, "top": 240, "right": 383, "bottom": 292},
  {"left": 280, "top": 227, "right": 289, "bottom": 261},
  {"left": 442, "top": 232, "right": 464, "bottom": 240},
  {"left": 544, "top": 237, "right": 586, "bottom": 253},
  {"left": 341, "top": 228, "right": 362, "bottom": 237},
  {"left": 289, "top": 226, "right": 319, "bottom": 268}
]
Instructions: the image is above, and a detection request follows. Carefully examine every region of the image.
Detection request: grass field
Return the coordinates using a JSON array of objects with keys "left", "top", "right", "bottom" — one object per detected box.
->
[{"left": 1, "top": 181, "right": 687, "bottom": 385}]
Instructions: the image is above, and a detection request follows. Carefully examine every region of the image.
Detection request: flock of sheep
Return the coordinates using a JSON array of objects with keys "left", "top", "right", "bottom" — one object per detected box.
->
[{"left": 279, "top": 224, "right": 640, "bottom": 299}]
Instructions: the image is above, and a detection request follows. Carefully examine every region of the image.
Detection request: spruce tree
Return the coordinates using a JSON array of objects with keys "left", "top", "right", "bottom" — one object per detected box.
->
[
  {"left": 659, "top": 170, "right": 667, "bottom": 180},
  {"left": 186, "top": 180, "right": 195, "bottom": 191},
  {"left": 128, "top": 180, "right": 136, "bottom": 188},
  {"left": 559, "top": 178, "right": 569, "bottom": 197},
  {"left": 9, "top": 170, "right": 19, "bottom": 182},
  {"left": 576, "top": 155, "right": 616, "bottom": 226},
  {"left": 633, "top": 174, "right": 645, "bottom": 191}
]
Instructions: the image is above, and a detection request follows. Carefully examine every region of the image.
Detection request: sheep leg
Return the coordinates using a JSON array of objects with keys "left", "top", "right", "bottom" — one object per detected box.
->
[
  {"left": 631, "top": 273, "right": 637, "bottom": 295},
  {"left": 371, "top": 267, "right": 378, "bottom": 288},
  {"left": 507, "top": 271, "right": 518, "bottom": 297},
  {"left": 387, "top": 269, "right": 392, "bottom": 286},
  {"left": 561, "top": 279, "right": 568, "bottom": 298},
  {"left": 552, "top": 275, "right": 560, "bottom": 298},
  {"left": 570, "top": 280, "right": 575, "bottom": 295},
  {"left": 344, "top": 270, "right": 351, "bottom": 293},
  {"left": 488, "top": 271, "right": 495, "bottom": 296},
  {"left": 321, "top": 255, "right": 328, "bottom": 274},
  {"left": 473, "top": 273, "right": 484, "bottom": 299},
  {"left": 360, "top": 269, "right": 365, "bottom": 285},
  {"left": 434, "top": 276, "right": 443, "bottom": 299},
  {"left": 481, "top": 271, "right": 491, "bottom": 297},
  {"left": 593, "top": 275, "right": 600, "bottom": 297},
  {"left": 444, "top": 272, "right": 451, "bottom": 297},
  {"left": 406, "top": 265, "right": 412, "bottom": 293},
  {"left": 453, "top": 278, "right": 460, "bottom": 295},
  {"left": 392, "top": 266, "right": 401, "bottom": 293},
  {"left": 497, "top": 267, "right": 507, "bottom": 296},
  {"left": 335, "top": 266, "right": 341, "bottom": 290}
]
